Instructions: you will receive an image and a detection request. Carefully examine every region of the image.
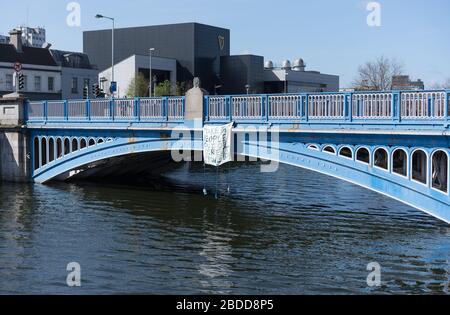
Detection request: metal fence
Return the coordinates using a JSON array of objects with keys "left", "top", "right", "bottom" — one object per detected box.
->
[
  {"left": 308, "top": 94, "right": 345, "bottom": 119},
  {"left": 268, "top": 95, "right": 302, "bottom": 119},
  {"left": 401, "top": 92, "right": 446, "bottom": 119},
  {"left": 352, "top": 93, "right": 392, "bottom": 119},
  {"left": 27, "top": 97, "right": 185, "bottom": 122},
  {"left": 27, "top": 90, "right": 450, "bottom": 123},
  {"left": 232, "top": 96, "right": 263, "bottom": 119}
]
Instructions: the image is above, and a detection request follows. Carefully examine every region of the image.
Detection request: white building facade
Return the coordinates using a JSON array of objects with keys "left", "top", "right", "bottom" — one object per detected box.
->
[
  {"left": 99, "top": 54, "right": 177, "bottom": 98},
  {"left": 19, "top": 27, "right": 46, "bottom": 48},
  {"left": 0, "top": 62, "right": 61, "bottom": 99}
]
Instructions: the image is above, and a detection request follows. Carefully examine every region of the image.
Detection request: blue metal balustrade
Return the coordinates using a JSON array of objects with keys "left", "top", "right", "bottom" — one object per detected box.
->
[
  {"left": 26, "top": 96, "right": 185, "bottom": 123},
  {"left": 23, "top": 89, "right": 450, "bottom": 224},
  {"left": 204, "top": 90, "right": 450, "bottom": 128},
  {"left": 25, "top": 90, "right": 450, "bottom": 128}
]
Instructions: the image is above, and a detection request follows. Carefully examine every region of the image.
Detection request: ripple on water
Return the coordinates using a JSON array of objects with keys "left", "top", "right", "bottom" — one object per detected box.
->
[{"left": 0, "top": 163, "right": 449, "bottom": 294}]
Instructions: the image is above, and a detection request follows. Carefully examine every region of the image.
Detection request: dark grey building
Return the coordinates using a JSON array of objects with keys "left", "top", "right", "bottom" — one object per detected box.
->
[
  {"left": 220, "top": 55, "right": 265, "bottom": 94},
  {"left": 83, "top": 22, "right": 230, "bottom": 93}
]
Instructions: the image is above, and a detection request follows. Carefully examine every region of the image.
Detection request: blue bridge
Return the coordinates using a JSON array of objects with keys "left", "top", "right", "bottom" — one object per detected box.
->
[{"left": 25, "top": 89, "right": 450, "bottom": 224}]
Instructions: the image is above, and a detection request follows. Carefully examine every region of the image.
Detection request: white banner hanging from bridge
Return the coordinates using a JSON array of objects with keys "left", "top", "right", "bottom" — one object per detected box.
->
[{"left": 203, "top": 123, "right": 233, "bottom": 167}]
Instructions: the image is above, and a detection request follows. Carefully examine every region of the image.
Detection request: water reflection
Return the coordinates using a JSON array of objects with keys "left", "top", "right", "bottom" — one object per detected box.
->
[{"left": 0, "top": 163, "right": 449, "bottom": 294}]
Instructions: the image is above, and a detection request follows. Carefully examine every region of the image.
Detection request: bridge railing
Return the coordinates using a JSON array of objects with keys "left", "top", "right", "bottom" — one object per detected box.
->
[
  {"left": 26, "top": 90, "right": 450, "bottom": 125},
  {"left": 204, "top": 90, "right": 450, "bottom": 124},
  {"left": 26, "top": 97, "right": 185, "bottom": 123}
]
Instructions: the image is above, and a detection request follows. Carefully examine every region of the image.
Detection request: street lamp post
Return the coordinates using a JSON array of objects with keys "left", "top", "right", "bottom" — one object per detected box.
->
[
  {"left": 149, "top": 48, "right": 155, "bottom": 97},
  {"left": 285, "top": 72, "right": 289, "bottom": 93},
  {"left": 95, "top": 14, "right": 115, "bottom": 97}
]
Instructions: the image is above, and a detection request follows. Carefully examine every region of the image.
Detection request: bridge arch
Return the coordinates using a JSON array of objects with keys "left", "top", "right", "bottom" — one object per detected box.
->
[
  {"left": 411, "top": 148, "right": 428, "bottom": 186},
  {"left": 64, "top": 138, "right": 70, "bottom": 155},
  {"left": 356, "top": 146, "right": 371, "bottom": 165},
  {"left": 431, "top": 149, "right": 449, "bottom": 194},
  {"left": 71, "top": 137, "right": 79, "bottom": 152},
  {"left": 307, "top": 144, "right": 319, "bottom": 151},
  {"left": 391, "top": 147, "right": 409, "bottom": 178},
  {"left": 27, "top": 128, "right": 450, "bottom": 224},
  {"left": 322, "top": 145, "right": 337, "bottom": 155},
  {"left": 338, "top": 146, "right": 354, "bottom": 160},
  {"left": 374, "top": 147, "right": 389, "bottom": 170},
  {"left": 80, "top": 138, "right": 87, "bottom": 149}
]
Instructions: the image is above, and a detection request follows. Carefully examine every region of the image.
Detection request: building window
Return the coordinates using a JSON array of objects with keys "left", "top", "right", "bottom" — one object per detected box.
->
[
  {"left": 83, "top": 78, "right": 90, "bottom": 91},
  {"left": 5, "top": 74, "right": 13, "bottom": 90},
  {"left": 35, "top": 76, "right": 41, "bottom": 91},
  {"left": 71, "top": 77, "right": 78, "bottom": 94},
  {"left": 48, "top": 77, "right": 54, "bottom": 91}
]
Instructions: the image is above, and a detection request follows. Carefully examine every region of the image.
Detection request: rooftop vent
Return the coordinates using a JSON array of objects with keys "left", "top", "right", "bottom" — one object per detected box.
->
[
  {"left": 292, "top": 58, "right": 306, "bottom": 71},
  {"left": 282, "top": 60, "right": 291, "bottom": 70},
  {"left": 264, "top": 60, "right": 274, "bottom": 69}
]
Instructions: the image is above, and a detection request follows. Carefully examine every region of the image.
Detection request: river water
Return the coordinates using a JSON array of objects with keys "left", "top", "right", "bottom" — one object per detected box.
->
[{"left": 0, "top": 163, "right": 449, "bottom": 294}]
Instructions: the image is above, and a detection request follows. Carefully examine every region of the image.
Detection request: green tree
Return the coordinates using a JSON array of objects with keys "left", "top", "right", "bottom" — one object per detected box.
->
[
  {"left": 176, "top": 81, "right": 186, "bottom": 96},
  {"left": 126, "top": 73, "right": 149, "bottom": 97},
  {"left": 154, "top": 80, "right": 172, "bottom": 97}
]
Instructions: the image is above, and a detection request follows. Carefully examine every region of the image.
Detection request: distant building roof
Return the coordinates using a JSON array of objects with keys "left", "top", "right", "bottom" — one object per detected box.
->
[
  {"left": 392, "top": 75, "right": 424, "bottom": 91},
  {"left": 0, "top": 43, "right": 57, "bottom": 66},
  {"left": 50, "top": 49, "right": 96, "bottom": 69}
]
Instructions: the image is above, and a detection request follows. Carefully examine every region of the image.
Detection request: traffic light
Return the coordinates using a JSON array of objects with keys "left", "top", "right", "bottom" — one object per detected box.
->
[
  {"left": 18, "top": 72, "right": 24, "bottom": 90},
  {"left": 92, "top": 84, "right": 100, "bottom": 98},
  {"left": 83, "top": 85, "right": 89, "bottom": 99},
  {"left": 92, "top": 84, "right": 105, "bottom": 98}
]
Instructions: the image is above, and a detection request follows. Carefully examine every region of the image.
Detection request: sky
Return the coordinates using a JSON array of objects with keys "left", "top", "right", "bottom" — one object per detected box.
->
[{"left": 1, "top": 0, "right": 449, "bottom": 88}]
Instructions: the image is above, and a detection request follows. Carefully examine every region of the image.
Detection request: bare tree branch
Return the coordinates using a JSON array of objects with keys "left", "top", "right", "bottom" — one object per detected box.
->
[
  {"left": 352, "top": 56, "right": 404, "bottom": 91},
  {"left": 430, "top": 78, "right": 450, "bottom": 90}
]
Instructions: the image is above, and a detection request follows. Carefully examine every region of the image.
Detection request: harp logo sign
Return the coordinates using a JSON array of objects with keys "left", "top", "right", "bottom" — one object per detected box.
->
[{"left": 218, "top": 36, "right": 225, "bottom": 51}]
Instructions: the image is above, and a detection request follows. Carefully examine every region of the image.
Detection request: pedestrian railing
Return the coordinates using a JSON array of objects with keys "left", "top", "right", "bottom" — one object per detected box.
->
[
  {"left": 204, "top": 90, "right": 450, "bottom": 123},
  {"left": 26, "top": 97, "right": 185, "bottom": 122},
  {"left": 352, "top": 93, "right": 392, "bottom": 119},
  {"left": 26, "top": 90, "right": 450, "bottom": 125},
  {"left": 400, "top": 91, "right": 446, "bottom": 119}
]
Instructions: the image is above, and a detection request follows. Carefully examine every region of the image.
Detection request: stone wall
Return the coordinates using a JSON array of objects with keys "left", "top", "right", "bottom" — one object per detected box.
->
[{"left": 0, "top": 96, "right": 30, "bottom": 182}]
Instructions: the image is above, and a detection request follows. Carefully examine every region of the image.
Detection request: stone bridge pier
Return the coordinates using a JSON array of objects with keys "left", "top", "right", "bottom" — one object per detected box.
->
[{"left": 0, "top": 96, "right": 31, "bottom": 182}]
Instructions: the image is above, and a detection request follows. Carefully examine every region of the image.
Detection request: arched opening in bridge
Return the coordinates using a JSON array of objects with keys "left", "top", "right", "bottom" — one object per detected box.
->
[
  {"left": 307, "top": 144, "right": 319, "bottom": 151},
  {"left": 80, "top": 138, "right": 87, "bottom": 149},
  {"left": 339, "top": 147, "right": 353, "bottom": 159},
  {"left": 97, "top": 138, "right": 104, "bottom": 145},
  {"left": 41, "top": 138, "right": 47, "bottom": 165},
  {"left": 56, "top": 138, "right": 63, "bottom": 159},
  {"left": 48, "top": 138, "right": 55, "bottom": 163},
  {"left": 33, "top": 137, "right": 39, "bottom": 170},
  {"left": 64, "top": 138, "right": 70, "bottom": 155},
  {"left": 412, "top": 150, "right": 427, "bottom": 184},
  {"left": 88, "top": 138, "right": 96, "bottom": 147},
  {"left": 374, "top": 148, "right": 388, "bottom": 170},
  {"left": 72, "top": 138, "right": 78, "bottom": 152},
  {"left": 323, "top": 146, "right": 336, "bottom": 154},
  {"left": 356, "top": 148, "right": 370, "bottom": 164},
  {"left": 432, "top": 150, "right": 448, "bottom": 193},
  {"left": 392, "top": 149, "right": 408, "bottom": 177}
]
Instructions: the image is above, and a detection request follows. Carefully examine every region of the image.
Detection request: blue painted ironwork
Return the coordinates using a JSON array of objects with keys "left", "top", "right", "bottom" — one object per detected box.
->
[
  {"left": 27, "top": 96, "right": 186, "bottom": 123},
  {"left": 24, "top": 89, "right": 450, "bottom": 224}
]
